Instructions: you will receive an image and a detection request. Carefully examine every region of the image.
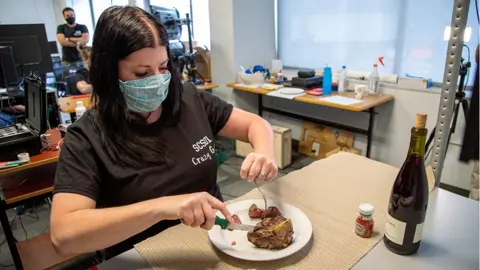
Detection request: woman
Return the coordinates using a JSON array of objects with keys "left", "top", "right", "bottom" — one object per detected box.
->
[
  {"left": 75, "top": 42, "right": 93, "bottom": 94},
  {"left": 50, "top": 6, "right": 277, "bottom": 259}
]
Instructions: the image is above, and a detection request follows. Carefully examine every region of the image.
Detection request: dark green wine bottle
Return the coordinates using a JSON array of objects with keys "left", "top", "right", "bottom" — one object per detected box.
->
[{"left": 384, "top": 113, "right": 429, "bottom": 255}]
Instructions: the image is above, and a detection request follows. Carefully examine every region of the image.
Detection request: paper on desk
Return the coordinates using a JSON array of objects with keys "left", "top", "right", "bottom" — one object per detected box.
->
[
  {"left": 267, "top": 90, "right": 304, "bottom": 100},
  {"left": 319, "top": 95, "right": 363, "bottom": 106},
  {"left": 234, "top": 83, "right": 262, "bottom": 89}
]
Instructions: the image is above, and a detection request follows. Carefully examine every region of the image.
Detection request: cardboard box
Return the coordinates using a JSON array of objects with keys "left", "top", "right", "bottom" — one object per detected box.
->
[
  {"left": 195, "top": 46, "right": 211, "bottom": 82},
  {"left": 299, "top": 121, "right": 356, "bottom": 159},
  {"left": 236, "top": 126, "right": 292, "bottom": 169}
]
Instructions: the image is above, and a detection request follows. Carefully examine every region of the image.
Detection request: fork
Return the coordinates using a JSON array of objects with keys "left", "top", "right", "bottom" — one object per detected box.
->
[
  {"left": 240, "top": 148, "right": 268, "bottom": 210},
  {"left": 255, "top": 179, "right": 268, "bottom": 210}
]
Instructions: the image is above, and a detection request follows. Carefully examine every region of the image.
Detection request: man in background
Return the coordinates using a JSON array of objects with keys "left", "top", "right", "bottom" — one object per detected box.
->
[{"left": 56, "top": 7, "right": 89, "bottom": 65}]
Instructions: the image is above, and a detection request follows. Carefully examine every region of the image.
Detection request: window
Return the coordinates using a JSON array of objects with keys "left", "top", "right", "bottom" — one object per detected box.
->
[
  {"left": 70, "top": 0, "right": 94, "bottom": 44},
  {"left": 277, "top": 0, "right": 479, "bottom": 85},
  {"left": 150, "top": 0, "right": 211, "bottom": 48},
  {"left": 92, "top": 0, "right": 113, "bottom": 24}
]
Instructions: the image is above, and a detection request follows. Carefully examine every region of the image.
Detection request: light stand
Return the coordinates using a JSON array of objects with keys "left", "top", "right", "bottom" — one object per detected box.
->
[
  {"left": 425, "top": 57, "right": 471, "bottom": 158},
  {"left": 156, "top": 8, "right": 204, "bottom": 85}
]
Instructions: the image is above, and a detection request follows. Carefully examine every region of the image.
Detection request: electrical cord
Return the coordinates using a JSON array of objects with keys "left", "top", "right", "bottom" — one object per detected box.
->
[{"left": 476, "top": 0, "right": 479, "bottom": 23}]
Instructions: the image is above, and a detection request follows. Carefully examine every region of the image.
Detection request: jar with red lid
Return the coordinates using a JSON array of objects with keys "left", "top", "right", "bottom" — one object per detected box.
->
[{"left": 355, "top": 203, "right": 374, "bottom": 238}]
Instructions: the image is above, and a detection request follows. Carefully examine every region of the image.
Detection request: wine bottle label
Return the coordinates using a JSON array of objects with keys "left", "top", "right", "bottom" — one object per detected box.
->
[
  {"left": 384, "top": 214, "right": 406, "bottom": 245},
  {"left": 413, "top": 222, "right": 424, "bottom": 243}
]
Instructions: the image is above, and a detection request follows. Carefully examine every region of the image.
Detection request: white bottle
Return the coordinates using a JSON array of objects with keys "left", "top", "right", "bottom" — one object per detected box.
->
[
  {"left": 338, "top": 65, "right": 347, "bottom": 93},
  {"left": 75, "top": 101, "right": 86, "bottom": 120},
  {"left": 369, "top": 64, "right": 380, "bottom": 94}
]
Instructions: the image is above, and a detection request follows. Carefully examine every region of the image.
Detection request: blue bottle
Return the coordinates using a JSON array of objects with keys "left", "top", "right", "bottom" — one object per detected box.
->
[{"left": 323, "top": 66, "right": 332, "bottom": 95}]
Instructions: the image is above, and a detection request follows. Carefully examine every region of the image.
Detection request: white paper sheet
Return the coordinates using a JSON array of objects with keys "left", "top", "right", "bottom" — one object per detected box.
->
[
  {"left": 267, "top": 90, "right": 305, "bottom": 100},
  {"left": 319, "top": 96, "right": 363, "bottom": 106},
  {"left": 234, "top": 83, "right": 262, "bottom": 88}
]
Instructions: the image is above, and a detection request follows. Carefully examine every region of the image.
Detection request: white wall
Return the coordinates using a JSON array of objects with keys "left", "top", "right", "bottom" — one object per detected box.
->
[
  {"left": 209, "top": 0, "right": 276, "bottom": 104},
  {"left": 0, "top": 0, "right": 58, "bottom": 41},
  {"left": 209, "top": 0, "right": 472, "bottom": 191}
]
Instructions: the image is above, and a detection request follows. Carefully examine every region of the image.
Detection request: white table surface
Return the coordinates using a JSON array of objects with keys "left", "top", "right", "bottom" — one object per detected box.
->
[{"left": 98, "top": 188, "right": 479, "bottom": 270}]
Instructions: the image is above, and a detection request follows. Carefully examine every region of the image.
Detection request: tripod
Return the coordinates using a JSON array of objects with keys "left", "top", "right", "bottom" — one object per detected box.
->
[{"left": 425, "top": 58, "right": 471, "bottom": 158}]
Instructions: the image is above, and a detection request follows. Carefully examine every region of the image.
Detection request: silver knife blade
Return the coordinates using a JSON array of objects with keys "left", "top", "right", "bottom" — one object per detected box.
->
[{"left": 227, "top": 223, "right": 255, "bottom": 232}]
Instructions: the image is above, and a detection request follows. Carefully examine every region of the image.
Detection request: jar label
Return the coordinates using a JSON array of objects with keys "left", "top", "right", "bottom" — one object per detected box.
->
[
  {"left": 384, "top": 214, "right": 406, "bottom": 245},
  {"left": 355, "top": 223, "right": 366, "bottom": 236},
  {"left": 413, "top": 222, "right": 424, "bottom": 243}
]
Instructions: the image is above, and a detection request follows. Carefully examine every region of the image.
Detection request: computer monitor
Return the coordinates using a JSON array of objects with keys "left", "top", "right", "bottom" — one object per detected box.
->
[
  {"left": 0, "top": 24, "right": 54, "bottom": 74},
  {"left": 0, "top": 46, "right": 20, "bottom": 88},
  {"left": 48, "top": 41, "right": 59, "bottom": 55}
]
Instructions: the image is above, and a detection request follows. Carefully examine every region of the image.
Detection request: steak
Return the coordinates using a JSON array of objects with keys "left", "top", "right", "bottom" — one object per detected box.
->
[
  {"left": 248, "top": 203, "right": 264, "bottom": 218},
  {"left": 247, "top": 216, "right": 294, "bottom": 249}
]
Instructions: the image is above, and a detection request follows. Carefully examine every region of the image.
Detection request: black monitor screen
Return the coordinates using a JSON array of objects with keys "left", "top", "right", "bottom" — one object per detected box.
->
[
  {"left": 48, "top": 41, "right": 58, "bottom": 55},
  {"left": 0, "top": 24, "right": 53, "bottom": 74},
  {"left": 0, "top": 36, "right": 43, "bottom": 66},
  {"left": 0, "top": 46, "right": 20, "bottom": 87}
]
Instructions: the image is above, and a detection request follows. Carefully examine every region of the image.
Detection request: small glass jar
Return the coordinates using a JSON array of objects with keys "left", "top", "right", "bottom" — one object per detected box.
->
[{"left": 355, "top": 203, "right": 374, "bottom": 238}]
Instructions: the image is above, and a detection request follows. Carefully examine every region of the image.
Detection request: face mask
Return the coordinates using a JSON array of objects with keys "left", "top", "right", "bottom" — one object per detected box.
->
[
  {"left": 66, "top": 17, "right": 75, "bottom": 24},
  {"left": 119, "top": 72, "right": 171, "bottom": 113}
]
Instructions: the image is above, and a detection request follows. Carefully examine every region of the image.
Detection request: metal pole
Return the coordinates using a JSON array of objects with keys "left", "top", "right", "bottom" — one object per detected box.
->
[
  {"left": 430, "top": 0, "right": 470, "bottom": 185},
  {"left": 88, "top": 0, "right": 96, "bottom": 29},
  {"left": 189, "top": 0, "right": 194, "bottom": 38}
]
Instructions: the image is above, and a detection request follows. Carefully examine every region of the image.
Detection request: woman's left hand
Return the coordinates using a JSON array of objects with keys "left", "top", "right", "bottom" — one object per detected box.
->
[{"left": 240, "top": 153, "right": 278, "bottom": 182}]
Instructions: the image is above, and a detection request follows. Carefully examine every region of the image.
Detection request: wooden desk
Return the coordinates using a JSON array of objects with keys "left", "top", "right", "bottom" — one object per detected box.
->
[
  {"left": 57, "top": 84, "right": 220, "bottom": 113},
  {"left": 196, "top": 83, "right": 219, "bottom": 91},
  {"left": 0, "top": 129, "right": 61, "bottom": 269},
  {"left": 227, "top": 83, "right": 395, "bottom": 158},
  {"left": 0, "top": 129, "right": 61, "bottom": 176}
]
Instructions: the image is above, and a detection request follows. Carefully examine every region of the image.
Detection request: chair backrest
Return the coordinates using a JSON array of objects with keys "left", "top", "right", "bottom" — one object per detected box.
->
[{"left": 65, "top": 75, "right": 80, "bottom": 96}]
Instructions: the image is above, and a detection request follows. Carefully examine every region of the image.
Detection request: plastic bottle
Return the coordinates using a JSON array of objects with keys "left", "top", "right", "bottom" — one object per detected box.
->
[
  {"left": 338, "top": 65, "right": 347, "bottom": 93},
  {"left": 369, "top": 64, "right": 380, "bottom": 94},
  {"left": 75, "top": 101, "right": 86, "bottom": 120},
  {"left": 323, "top": 65, "right": 332, "bottom": 95}
]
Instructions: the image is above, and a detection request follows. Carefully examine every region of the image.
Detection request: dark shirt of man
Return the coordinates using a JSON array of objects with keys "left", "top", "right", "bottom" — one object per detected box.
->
[{"left": 57, "top": 24, "right": 89, "bottom": 63}]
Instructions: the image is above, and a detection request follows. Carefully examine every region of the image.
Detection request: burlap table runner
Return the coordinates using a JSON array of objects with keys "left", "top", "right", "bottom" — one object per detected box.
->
[{"left": 135, "top": 152, "right": 435, "bottom": 269}]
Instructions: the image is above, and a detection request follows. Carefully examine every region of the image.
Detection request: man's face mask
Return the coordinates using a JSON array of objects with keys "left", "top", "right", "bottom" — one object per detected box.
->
[
  {"left": 65, "top": 16, "right": 75, "bottom": 25},
  {"left": 119, "top": 72, "right": 171, "bottom": 113}
]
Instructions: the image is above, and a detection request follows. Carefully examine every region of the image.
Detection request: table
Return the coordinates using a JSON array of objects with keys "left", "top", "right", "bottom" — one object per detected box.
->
[
  {"left": 227, "top": 83, "right": 394, "bottom": 158},
  {"left": 97, "top": 188, "right": 479, "bottom": 270},
  {"left": 0, "top": 129, "right": 61, "bottom": 269},
  {"left": 354, "top": 188, "right": 479, "bottom": 270},
  {"left": 196, "top": 83, "right": 219, "bottom": 92},
  {"left": 57, "top": 84, "right": 220, "bottom": 113}
]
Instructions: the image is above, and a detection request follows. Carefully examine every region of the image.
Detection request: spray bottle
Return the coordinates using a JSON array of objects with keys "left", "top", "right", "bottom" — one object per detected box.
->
[{"left": 369, "top": 57, "right": 384, "bottom": 94}]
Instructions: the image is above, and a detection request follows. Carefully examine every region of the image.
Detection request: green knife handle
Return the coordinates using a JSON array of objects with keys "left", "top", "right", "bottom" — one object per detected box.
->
[{"left": 215, "top": 216, "right": 229, "bottom": 230}]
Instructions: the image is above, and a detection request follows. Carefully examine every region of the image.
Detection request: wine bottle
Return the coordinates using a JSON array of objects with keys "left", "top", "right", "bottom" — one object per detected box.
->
[{"left": 384, "top": 113, "right": 429, "bottom": 255}]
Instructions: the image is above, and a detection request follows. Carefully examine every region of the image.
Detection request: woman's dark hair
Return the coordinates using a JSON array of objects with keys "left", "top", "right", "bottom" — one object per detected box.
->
[{"left": 89, "top": 6, "right": 183, "bottom": 167}]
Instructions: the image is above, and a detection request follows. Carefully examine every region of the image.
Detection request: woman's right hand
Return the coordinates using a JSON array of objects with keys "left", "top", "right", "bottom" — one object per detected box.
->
[{"left": 167, "top": 192, "right": 232, "bottom": 230}]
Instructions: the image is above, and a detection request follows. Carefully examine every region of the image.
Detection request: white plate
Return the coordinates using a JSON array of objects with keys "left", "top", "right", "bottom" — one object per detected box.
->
[
  {"left": 208, "top": 199, "right": 313, "bottom": 261},
  {"left": 279, "top": 88, "right": 305, "bottom": 95}
]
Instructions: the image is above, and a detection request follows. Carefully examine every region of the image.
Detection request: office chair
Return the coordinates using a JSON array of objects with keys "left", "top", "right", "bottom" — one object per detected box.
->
[{"left": 65, "top": 74, "right": 79, "bottom": 96}]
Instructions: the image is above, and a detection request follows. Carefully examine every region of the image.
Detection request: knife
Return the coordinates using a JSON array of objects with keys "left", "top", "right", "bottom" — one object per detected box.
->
[{"left": 215, "top": 216, "right": 255, "bottom": 232}]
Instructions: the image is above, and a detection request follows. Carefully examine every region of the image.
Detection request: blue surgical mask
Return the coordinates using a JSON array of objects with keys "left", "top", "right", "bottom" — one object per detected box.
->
[{"left": 119, "top": 72, "right": 171, "bottom": 113}]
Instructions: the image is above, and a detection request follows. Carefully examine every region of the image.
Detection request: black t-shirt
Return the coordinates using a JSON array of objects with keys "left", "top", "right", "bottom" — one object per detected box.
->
[
  {"left": 75, "top": 68, "right": 89, "bottom": 84},
  {"left": 56, "top": 24, "right": 89, "bottom": 63},
  {"left": 53, "top": 83, "right": 233, "bottom": 258},
  {"left": 73, "top": 68, "right": 89, "bottom": 95}
]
